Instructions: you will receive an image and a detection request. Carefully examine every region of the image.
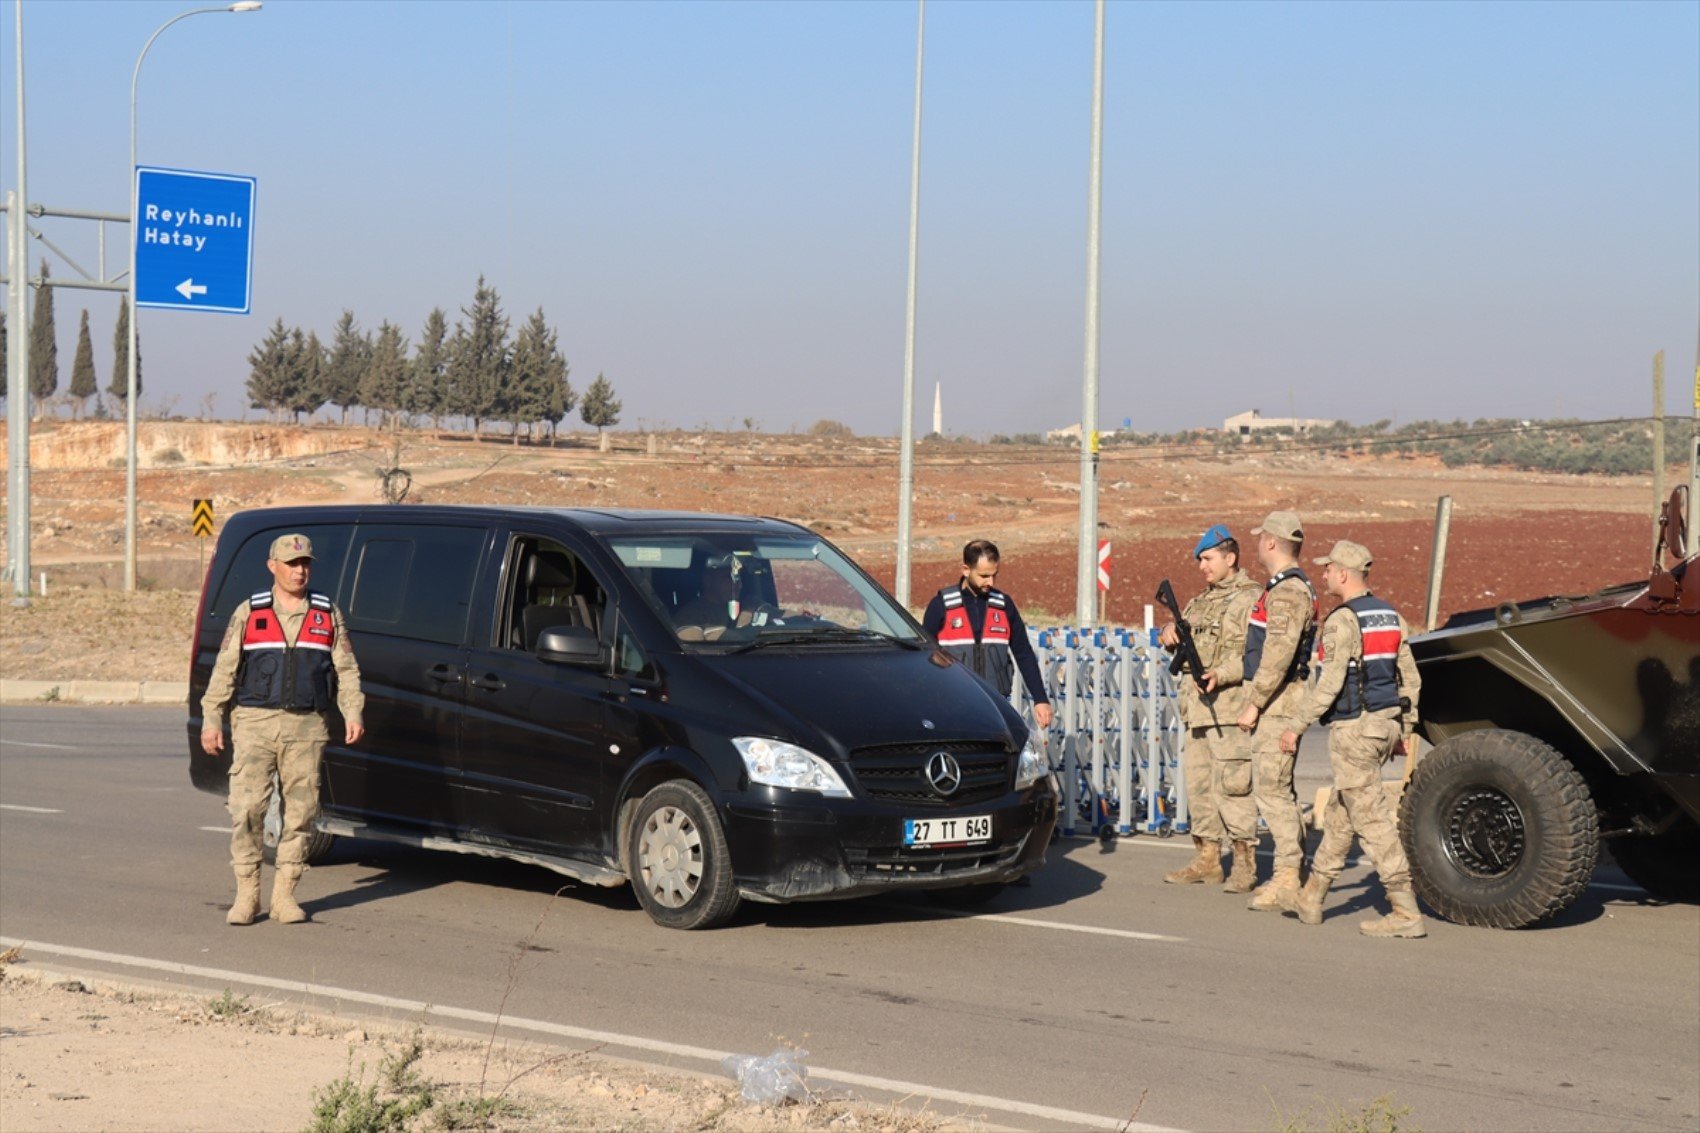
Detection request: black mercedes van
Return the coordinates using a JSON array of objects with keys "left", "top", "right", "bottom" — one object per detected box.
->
[{"left": 188, "top": 506, "right": 1057, "bottom": 929}]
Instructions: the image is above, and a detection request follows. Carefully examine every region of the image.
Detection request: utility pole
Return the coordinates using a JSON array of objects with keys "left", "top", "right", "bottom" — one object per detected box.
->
[
  {"left": 5, "top": 1, "right": 33, "bottom": 603},
  {"left": 1075, "top": 0, "right": 1105, "bottom": 625},
  {"left": 894, "top": 0, "right": 924, "bottom": 610}
]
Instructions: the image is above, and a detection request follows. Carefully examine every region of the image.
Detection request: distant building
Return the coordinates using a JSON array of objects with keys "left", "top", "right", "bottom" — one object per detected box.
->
[
  {"left": 1222, "top": 409, "right": 1337, "bottom": 439},
  {"left": 1045, "top": 423, "right": 1118, "bottom": 445}
]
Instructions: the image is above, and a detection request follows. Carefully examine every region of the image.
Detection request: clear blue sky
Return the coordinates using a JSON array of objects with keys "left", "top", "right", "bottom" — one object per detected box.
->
[{"left": 4, "top": 0, "right": 1697, "bottom": 436}]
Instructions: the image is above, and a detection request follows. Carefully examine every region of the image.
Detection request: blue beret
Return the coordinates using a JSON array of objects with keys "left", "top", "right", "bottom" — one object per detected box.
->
[{"left": 1193, "top": 523, "right": 1233, "bottom": 559}]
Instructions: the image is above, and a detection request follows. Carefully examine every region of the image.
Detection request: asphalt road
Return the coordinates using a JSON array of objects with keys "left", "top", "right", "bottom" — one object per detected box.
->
[{"left": 2, "top": 705, "right": 1696, "bottom": 1131}]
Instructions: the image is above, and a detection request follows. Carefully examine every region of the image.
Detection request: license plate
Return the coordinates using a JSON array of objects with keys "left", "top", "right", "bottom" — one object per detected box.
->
[{"left": 903, "top": 814, "right": 992, "bottom": 848}]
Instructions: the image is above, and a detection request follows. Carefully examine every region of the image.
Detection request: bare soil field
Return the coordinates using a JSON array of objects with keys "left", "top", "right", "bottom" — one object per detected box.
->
[
  {"left": 0, "top": 959, "right": 969, "bottom": 1132},
  {"left": 0, "top": 419, "right": 1668, "bottom": 682}
]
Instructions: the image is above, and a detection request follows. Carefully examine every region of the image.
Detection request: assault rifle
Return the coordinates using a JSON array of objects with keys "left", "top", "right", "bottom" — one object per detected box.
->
[{"left": 1155, "top": 578, "right": 1211, "bottom": 692}]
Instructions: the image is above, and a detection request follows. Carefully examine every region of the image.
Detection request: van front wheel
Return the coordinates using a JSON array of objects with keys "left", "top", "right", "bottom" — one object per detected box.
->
[{"left": 629, "top": 781, "right": 741, "bottom": 930}]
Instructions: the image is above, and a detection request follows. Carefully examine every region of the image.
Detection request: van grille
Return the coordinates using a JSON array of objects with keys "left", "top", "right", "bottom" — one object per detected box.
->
[{"left": 846, "top": 742, "right": 1012, "bottom": 808}]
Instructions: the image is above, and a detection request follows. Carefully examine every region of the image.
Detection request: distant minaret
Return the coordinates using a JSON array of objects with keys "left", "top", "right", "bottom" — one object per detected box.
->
[{"left": 932, "top": 382, "right": 943, "bottom": 435}]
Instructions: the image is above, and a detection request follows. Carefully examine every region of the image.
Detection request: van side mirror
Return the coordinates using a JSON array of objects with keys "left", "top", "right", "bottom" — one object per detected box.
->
[{"left": 537, "top": 625, "right": 605, "bottom": 668}]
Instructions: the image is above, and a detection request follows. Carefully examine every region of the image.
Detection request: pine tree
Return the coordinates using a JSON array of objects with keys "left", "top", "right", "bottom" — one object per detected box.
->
[
  {"left": 580, "top": 373, "right": 622, "bottom": 442},
  {"left": 109, "top": 298, "right": 142, "bottom": 407},
  {"left": 407, "top": 307, "right": 449, "bottom": 428},
  {"left": 445, "top": 276, "right": 510, "bottom": 438},
  {"left": 246, "top": 318, "right": 293, "bottom": 419},
  {"left": 359, "top": 320, "right": 410, "bottom": 430},
  {"left": 322, "top": 310, "right": 371, "bottom": 425},
  {"left": 508, "top": 308, "right": 571, "bottom": 445},
  {"left": 69, "top": 309, "right": 98, "bottom": 417},
  {"left": 288, "top": 330, "right": 329, "bottom": 423},
  {"left": 29, "top": 261, "right": 59, "bottom": 410}
]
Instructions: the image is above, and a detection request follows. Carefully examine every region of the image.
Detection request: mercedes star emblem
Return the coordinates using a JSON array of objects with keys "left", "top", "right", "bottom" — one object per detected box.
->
[{"left": 925, "top": 751, "right": 963, "bottom": 797}]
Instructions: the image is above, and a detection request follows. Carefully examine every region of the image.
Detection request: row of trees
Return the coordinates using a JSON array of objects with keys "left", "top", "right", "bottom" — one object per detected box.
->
[
  {"left": 0, "top": 261, "right": 142, "bottom": 417},
  {"left": 246, "top": 277, "right": 622, "bottom": 442}
]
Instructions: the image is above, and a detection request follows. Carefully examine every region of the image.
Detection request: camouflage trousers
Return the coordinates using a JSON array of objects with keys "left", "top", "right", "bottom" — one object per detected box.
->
[
  {"left": 229, "top": 707, "right": 328, "bottom": 871},
  {"left": 1249, "top": 714, "right": 1307, "bottom": 870},
  {"left": 1196, "top": 725, "right": 1259, "bottom": 842},
  {"left": 1311, "top": 710, "right": 1412, "bottom": 890}
]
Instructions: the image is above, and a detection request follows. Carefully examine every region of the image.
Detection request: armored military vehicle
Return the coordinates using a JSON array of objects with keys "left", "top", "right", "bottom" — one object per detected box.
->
[{"left": 1401, "top": 489, "right": 1699, "bottom": 927}]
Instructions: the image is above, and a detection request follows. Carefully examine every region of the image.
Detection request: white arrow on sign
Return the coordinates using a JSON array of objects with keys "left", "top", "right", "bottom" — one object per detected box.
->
[{"left": 175, "top": 278, "right": 208, "bottom": 301}]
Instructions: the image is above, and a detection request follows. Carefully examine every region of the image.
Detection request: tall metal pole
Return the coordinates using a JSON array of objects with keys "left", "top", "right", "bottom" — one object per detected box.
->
[
  {"left": 894, "top": 0, "right": 924, "bottom": 610},
  {"left": 1690, "top": 320, "right": 1699, "bottom": 549},
  {"left": 1075, "top": 0, "right": 1105, "bottom": 625},
  {"left": 126, "top": 2, "right": 261, "bottom": 592},
  {"left": 1651, "top": 350, "right": 1666, "bottom": 564},
  {"left": 7, "top": 0, "right": 32, "bottom": 602}
]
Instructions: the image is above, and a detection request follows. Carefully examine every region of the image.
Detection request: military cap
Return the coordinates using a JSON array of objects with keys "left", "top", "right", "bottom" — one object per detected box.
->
[
  {"left": 1193, "top": 523, "right": 1234, "bottom": 559},
  {"left": 1314, "top": 539, "right": 1373, "bottom": 573},
  {"left": 1251, "top": 511, "right": 1304, "bottom": 543},
  {"left": 268, "top": 533, "right": 316, "bottom": 562}
]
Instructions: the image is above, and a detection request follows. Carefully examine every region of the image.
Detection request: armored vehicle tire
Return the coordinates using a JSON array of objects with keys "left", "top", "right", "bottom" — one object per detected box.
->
[
  {"left": 1609, "top": 824, "right": 1700, "bottom": 903},
  {"left": 1400, "top": 729, "right": 1598, "bottom": 928},
  {"left": 628, "top": 780, "right": 741, "bottom": 931}
]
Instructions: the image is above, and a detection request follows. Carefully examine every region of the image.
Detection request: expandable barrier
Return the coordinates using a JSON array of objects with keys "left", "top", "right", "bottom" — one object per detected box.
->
[{"left": 1010, "top": 616, "right": 1191, "bottom": 841}]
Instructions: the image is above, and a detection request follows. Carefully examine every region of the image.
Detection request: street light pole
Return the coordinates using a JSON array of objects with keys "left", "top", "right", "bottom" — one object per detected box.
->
[
  {"left": 1075, "top": 0, "right": 1105, "bottom": 625},
  {"left": 7, "top": 0, "right": 32, "bottom": 601},
  {"left": 125, "top": 2, "right": 261, "bottom": 592},
  {"left": 895, "top": 0, "right": 925, "bottom": 611}
]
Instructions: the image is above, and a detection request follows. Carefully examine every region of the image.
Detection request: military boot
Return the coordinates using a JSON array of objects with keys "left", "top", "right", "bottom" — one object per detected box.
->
[
  {"left": 270, "top": 865, "right": 309, "bottom": 925},
  {"left": 1247, "top": 865, "right": 1302, "bottom": 911},
  {"left": 1360, "top": 889, "right": 1426, "bottom": 939},
  {"left": 1279, "top": 873, "right": 1331, "bottom": 925},
  {"left": 1163, "top": 837, "right": 1225, "bottom": 885},
  {"left": 226, "top": 864, "right": 261, "bottom": 926},
  {"left": 1222, "top": 840, "right": 1258, "bottom": 893}
]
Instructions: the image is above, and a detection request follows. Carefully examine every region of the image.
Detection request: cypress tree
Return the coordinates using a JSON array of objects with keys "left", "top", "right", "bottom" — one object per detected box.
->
[
  {"left": 1, "top": 309, "right": 9, "bottom": 401},
  {"left": 69, "top": 309, "right": 98, "bottom": 417},
  {"left": 109, "top": 298, "right": 142, "bottom": 406},
  {"left": 29, "top": 260, "right": 58, "bottom": 407}
]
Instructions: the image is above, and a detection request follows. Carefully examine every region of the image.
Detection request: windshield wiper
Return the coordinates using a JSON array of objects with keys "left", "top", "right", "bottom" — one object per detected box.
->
[{"left": 726, "top": 627, "right": 924, "bottom": 653}]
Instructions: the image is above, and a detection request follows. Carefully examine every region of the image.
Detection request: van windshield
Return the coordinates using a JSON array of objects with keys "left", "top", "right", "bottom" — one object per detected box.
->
[{"left": 603, "top": 533, "right": 924, "bottom": 650}]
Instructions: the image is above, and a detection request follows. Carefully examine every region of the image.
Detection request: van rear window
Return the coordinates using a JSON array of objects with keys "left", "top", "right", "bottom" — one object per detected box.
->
[{"left": 345, "top": 525, "right": 485, "bottom": 645}]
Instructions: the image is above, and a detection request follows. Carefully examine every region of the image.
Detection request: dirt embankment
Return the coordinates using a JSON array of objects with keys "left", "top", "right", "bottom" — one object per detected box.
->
[{"left": 0, "top": 421, "right": 1672, "bottom": 682}]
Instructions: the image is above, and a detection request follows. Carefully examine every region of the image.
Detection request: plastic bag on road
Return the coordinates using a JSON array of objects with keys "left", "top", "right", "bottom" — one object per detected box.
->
[{"left": 722, "top": 1047, "right": 812, "bottom": 1104}]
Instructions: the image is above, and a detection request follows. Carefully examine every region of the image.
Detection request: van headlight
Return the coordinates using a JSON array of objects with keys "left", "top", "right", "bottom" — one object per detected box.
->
[
  {"left": 733, "top": 737, "right": 853, "bottom": 798},
  {"left": 1015, "top": 736, "right": 1050, "bottom": 790}
]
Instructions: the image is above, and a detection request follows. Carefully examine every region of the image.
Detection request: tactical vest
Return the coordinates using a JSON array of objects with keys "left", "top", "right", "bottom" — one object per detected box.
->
[
  {"left": 935, "top": 585, "right": 1016, "bottom": 697},
  {"left": 235, "top": 590, "right": 337, "bottom": 712},
  {"left": 1242, "top": 567, "right": 1319, "bottom": 685},
  {"left": 1319, "top": 594, "right": 1404, "bottom": 724}
]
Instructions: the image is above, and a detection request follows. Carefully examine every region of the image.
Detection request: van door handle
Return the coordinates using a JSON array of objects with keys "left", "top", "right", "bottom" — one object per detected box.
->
[
  {"left": 468, "top": 674, "right": 506, "bottom": 691},
  {"left": 426, "top": 664, "right": 463, "bottom": 684}
]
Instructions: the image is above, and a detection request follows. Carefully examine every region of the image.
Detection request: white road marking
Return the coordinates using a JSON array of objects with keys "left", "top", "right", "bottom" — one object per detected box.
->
[
  {"left": 197, "top": 826, "right": 229, "bottom": 834},
  {"left": 0, "top": 803, "right": 63, "bottom": 814},
  {"left": 0, "top": 937, "right": 1179, "bottom": 1133},
  {"left": 0, "top": 739, "right": 79, "bottom": 751},
  {"left": 881, "top": 902, "right": 1187, "bottom": 944}
]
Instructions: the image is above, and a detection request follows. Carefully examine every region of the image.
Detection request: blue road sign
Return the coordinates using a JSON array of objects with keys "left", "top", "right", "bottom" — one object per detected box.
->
[{"left": 134, "top": 165, "right": 256, "bottom": 314}]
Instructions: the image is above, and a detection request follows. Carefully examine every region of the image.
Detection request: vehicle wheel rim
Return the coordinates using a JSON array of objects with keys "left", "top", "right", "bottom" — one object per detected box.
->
[
  {"left": 638, "top": 805, "right": 704, "bottom": 909},
  {"left": 1444, "top": 786, "right": 1526, "bottom": 879}
]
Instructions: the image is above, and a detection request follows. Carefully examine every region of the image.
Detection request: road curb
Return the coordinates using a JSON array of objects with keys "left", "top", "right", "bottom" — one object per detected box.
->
[{"left": 0, "top": 679, "right": 187, "bottom": 705}]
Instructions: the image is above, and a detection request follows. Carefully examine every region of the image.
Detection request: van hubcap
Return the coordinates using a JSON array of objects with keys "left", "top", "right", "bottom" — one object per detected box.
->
[
  {"left": 639, "top": 806, "right": 704, "bottom": 909},
  {"left": 1445, "top": 787, "right": 1526, "bottom": 878}
]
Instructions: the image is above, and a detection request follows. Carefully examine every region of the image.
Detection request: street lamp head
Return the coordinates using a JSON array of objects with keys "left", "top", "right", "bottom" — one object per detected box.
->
[{"left": 229, "top": 2, "right": 263, "bottom": 11}]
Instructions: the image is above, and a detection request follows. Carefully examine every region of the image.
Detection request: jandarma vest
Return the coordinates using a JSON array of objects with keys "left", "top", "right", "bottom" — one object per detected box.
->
[
  {"left": 936, "top": 585, "right": 1016, "bottom": 697},
  {"left": 235, "top": 590, "right": 337, "bottom": 712},
  {"left": 1318, "top": 594, "right": 1404, "bottom": 724},
  {"left": 1242, "top": 567, "right": 1320, "bottom": 685}
]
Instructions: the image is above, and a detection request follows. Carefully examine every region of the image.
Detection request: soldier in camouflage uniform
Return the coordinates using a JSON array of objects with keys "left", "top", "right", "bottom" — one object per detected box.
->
[
  {"left": 200, "top": 534, "right": 364, "bottom": 926},
  {"left": 1278, "top": 540, "right": 1426, "bottom": 938},
  {"left": 1206, "top": 511, "right": 1318, "bottom": 907},
  {"left": 1159, "top": 524, "right": 1262, "bottom": 887}
]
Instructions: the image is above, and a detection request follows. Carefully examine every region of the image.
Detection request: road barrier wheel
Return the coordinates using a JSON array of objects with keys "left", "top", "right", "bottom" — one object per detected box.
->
[{"left": 1400, "top": 729, "right": 1597, "bottom": 928}]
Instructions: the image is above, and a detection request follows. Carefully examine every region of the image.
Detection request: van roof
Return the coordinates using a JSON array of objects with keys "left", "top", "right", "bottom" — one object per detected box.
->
[{"left": 218, "top": 504, "right": 807, "bottom": 537}]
